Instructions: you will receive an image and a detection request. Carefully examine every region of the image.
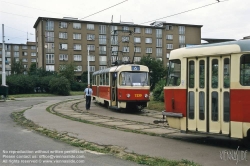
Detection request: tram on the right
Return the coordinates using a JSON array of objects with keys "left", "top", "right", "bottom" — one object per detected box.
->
[{"left": 162, "top": 39, "right": 250, "bottom": 139}]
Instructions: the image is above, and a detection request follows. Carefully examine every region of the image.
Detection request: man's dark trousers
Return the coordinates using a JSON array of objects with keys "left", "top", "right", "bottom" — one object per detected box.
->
[{"left": 86, "top": 96, "right": 91, "bottom": 110}]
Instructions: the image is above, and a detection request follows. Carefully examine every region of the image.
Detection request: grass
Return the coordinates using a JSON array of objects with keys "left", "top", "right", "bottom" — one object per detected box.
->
[
  {"left": 147, "top": 96, "right": 165, "bottom": 112},
  {"left": 7, "top": 91, "right": 84, "bottom": 99}
]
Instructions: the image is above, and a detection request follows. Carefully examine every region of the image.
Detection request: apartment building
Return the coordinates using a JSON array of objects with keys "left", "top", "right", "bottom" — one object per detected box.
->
[
  {"left": 0, "top": 42, "right": 37, "bottom": 75},
  {"left": 33, "top": 17, "right": 202, "bottom": 76}
]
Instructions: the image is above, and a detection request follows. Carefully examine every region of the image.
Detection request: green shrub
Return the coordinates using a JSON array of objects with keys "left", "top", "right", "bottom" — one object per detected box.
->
[
  {"left": 49, "top": 76, "right": 70, "bottom": 96},
  {"left": 153, "top": 79, "right": 166, "bottom": 102},
  {"left": 40, "top": 75, "right": 56, "bottom": 93},
  {"left": 6, "top": 75, "right": 35, "bottom": 94},
  {"left": 70, "top": 81, "right": 86, "bottom": 91}
]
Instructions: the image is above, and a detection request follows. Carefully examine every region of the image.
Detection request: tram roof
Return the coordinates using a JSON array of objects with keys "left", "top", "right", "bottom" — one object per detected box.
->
[
  {"left": 93, "top": 64, "right": 148, "bottom": 75},
  {"left": 170, "top": 39, "right": 250, "bottom": 59}
]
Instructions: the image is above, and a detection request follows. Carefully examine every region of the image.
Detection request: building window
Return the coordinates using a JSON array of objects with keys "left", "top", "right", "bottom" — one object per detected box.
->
[
  {"left": 46, "top": 43, "right": 54, "bottom": 53},
  {"left": 122, "top": 36, "right": 129, "bottom": 42},
  {"left": 59, "top": 54, "right": 68, "bottom": 61},
  {"left": 122, "top": 26, "right": 129, "bottom": 31},
  {"left": 179, "top": 44, "right": 186, "bottom": 48},
  {"left": 31, "top": 52, "right": 36, "bottom": 56},
  {"left": 145, "top": 38, "right": 152, "bottom": 43},
  {"left": 166, "top": 53, "right": 170, "bottom": 59},
  {"left": 99, "top": 56, "right": 107, "bottom": 65},
  {"left": 74, "top": 54, "right": 82, "bottom": 61},
  {"left": 89, "top": 66, "right": 95, "bottom": 72},
  {"left": 122, "top": 56, "right": 129, "bottom": 62},
  {"left": 14, "top": 52, "right": 19, "bottom": 57},
  {"left": 87, "top": 34, "right": 95, "bottom": 40},
  {"left": 99, "top": 46, "right": 106, "bottom": 54},
  {"left": 87, "top": 24, "right": 94, "bottom": 30},
  {"left": 87, "top": 45, "right": 95, "bottom": 51},
  {"left": 46, "top": 54, "right": 54, "bottom": 64},
  {"left": 134, "top": 37, "right": 141, "bottom": 43},
  {"left": 111, "top": 56, "right": 118, "bottom": 63},
  {"left": 73, "top": 33, "right": 81, "bottom": 40},
  {"left": 111, "top": 46, "right": 118, "bottom": 55},
  {"left": 46, "top": 65, "right": 55, "bottom": 71},
  {"left": 22, "top": 58, "right": 28, "bottom": 62},
  {"left": 31, "top": 58, "right": 36, "bottom": 62},
  {"left": 99, "top": 66, "right": 107, "bottom": 70},
  {"left": 15, "top": 58, "right": 19, "bottom": 62},
  {"left": 110, "top": 26, "right": 118, "bottom": 35},
  {"left": 13, "top": 45, "right": 19, "bottom": 51},
  {"left": 166, "top": 35, "right": 173, "bottom": 40},
  {"left": 23, "top": 65, "right": 28, "bottom": 68},
  {"left": 134, "top": 57, "right": 141, "bottom": 62},
  {"left": 59, "top": 43, "right": 68, "bottom": 50},
  {"left": 46, "top": 21, "right": 54, "bottom": 31},
  {"left": 134, "top": 47, "right": 141, "bottom": 53},
  {"left": 22, "top": 52, "right": 27, "bottom": 56},
  {"left": 166, "top": 25, "right": 173, "bottom": 30},
  {"left": 59, "top": 32, "right": 67, "bottom": 39},
  {"left": 156, "top": 48, "right": 162, "bottom": 57},
  {"left": 156, "top": 29, "right": 162, "bottom": 38},
  {"left": 111, "top": 36, "right": 118, "bottom": 45},
  {"left": 22, "top": 45, "right": 27, "bottom": 49},
  {"left": 99, "top": 35, "right": 106, "bottom": 45},
  {"left": 99, "top": 25, "right": 106, "bottom": 34},
  {"left": 31, "top": 46, "right": 36, "bottom": 50},
  {"left": 45, "top": 32, "right": 54, "bottom": 42},
  {"left": 145, "top": 28, "right": 152, "bottom": 34},
  {"left": 134, "top": 27, "right": 140, "bottom": 33},
  {"left": 89, "top": 55, "right": 95, "bottom": 61},
  {"left": 75, "top": 66, "right": 82, "bottom": 72},
  {"left": 73, "top": 23, "right": 81, "bottom": 29},
  {"left": 74, "top": 44, "right": 81, "bottom": 50},
  {"left": 156, "top": 39, "right": 162, "bottom": 47},
  {"left": 59, "top": 22, "right": 67, "bottom": 28},
  {"left": 179, "top": 35, "right": 185, "bottom": 44},
  {"left": 146, "top": 47, "right": 152, "bottom": 53},
  {"left": 179, "top": 26, "right": 185, "bottom": 34},
  {"left": 156, "top": 58, "right": 162, "bottom": 61},
  {"left": 123, "top": 47, "right": 129, "bottom": 52},
  {"left": 167, "top": 44, "right": 173, "bottom": 49}
]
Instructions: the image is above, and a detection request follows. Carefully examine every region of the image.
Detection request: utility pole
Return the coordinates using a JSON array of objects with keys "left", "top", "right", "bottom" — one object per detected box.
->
[
  {"left": 2, "top": 24, "right": 6, "bottom": 86},
  {"left": 87, "top": 46, "right": 90, "bottom": 84}
]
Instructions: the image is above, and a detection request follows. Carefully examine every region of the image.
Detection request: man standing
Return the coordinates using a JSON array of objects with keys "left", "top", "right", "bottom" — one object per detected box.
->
[{"left": 84, "top": 84, "right": 93, "bottom": 110}]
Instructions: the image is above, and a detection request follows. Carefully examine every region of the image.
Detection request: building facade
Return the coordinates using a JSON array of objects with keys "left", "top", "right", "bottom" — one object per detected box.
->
[
  {"left": 33, "top": 17, "right": 202, "bottom": 76},
  {"left": 0, "top": 42, "right": 37, "bottom": 75}
]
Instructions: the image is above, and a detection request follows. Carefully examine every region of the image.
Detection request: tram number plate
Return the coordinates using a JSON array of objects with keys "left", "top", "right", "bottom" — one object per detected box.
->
[
  {"left": 135, "top": 94, "right": 142, "bottom": 97},
  {"left": 131, "top": 66, "right": 140, "bottom": 71}
]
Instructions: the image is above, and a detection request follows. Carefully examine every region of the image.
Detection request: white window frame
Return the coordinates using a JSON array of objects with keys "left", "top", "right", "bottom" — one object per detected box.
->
[
  {"left": 74, "top": 54, "right": 82, "bottom": 61},
  {"left": 134, "top": 27, "right": 140, "bottom": 33},
  {"left": 166, "top": 53, "right": 170, "bottom": 59},
  {"left": 134, "top": 37, "right": 141, "bottom": 43},
  {"left": 74, "top": 44, "right": 81, "bottom": 50},
  {"left": 166, "top": 25, "right": 173, "bottom": 30},
  {"left": 99, "top": 25, "right": 106, "bottom": 34},
  {"left": 45, "top": 32, "right": 54, "bottom": 42},
  {"left": 59, "top": 43, "right": 68, "bottom": 50},
  {"left": 59, "top": 32, "right": 67, "bottom": 39},
  {"left": 46, "top": 54, "right": 54, "bottom": 64},
  {"left": 122, "top": 36, "right": 129, "bottom": 42},
  {"left": 167, "top": 44, "right": 173, "bottom": 49},
  {"left": 89, "top": 55, "right": 95, "bottom": 61},
  {"left": 31, "top": 46, "right": 36, "bottom": 50},
  {"left": 89, "top": 66, "right": 95, "bottom": 72},
  {"left": 156, "top": 29, "right": 162, "bottom": 38},
  {"left": 179, "top": 26, "right": 185, "bottom": 34},
  {"left": 22, "top": 58, "right": 28, "bottom": 62},
  {"left": 146, "top": 47, "right": 152, "bottom": 53},
  {"left": 179, "top": 35, "right": 185, "bottom": 44},
  {"left": 73, "top": 23, "right": 81, "bottom": 29},
  {"left": 99, "top": 35, "right": 107, "bottom": 45},
  {"left": 145, "top": 28, "right": 152, "bottom": 34},
  {"left": 134, "top": 57, "right": 141, "bottom": 62},
  {"left": 31, "top": 52, "right": 36, "bottom": 57},
  {"left": 123, "top": 47, "right": 129, "bottom": 53},
  {"left": 87, "top": 34, "right": 95, "bottom": 40},
  {"left": 46, "top": 65, "right": 55, "bottom": 71},
  {"left": 156, "top": 48, "right": 162, "bottom": 56},
  {"left": 87, "top": 45, "right": 95, "bottom": 51},
  {"left": 99, "top": 46, "right": 106, "bottom": 54},
  {"left": 22, "top": 45, "right": 27, "bottom": 49},
  {"left": 145, "top": 38, "right": 152, "bottom": 44},
  {"left": 31, "top": 58, "right": 36, "bottom": 62},
  {"left": 134, "top": 47, "right": 141, "bottom": 53},
  {"left": 87, "top": 24, "right": 95, "bottom": 30},
  {"left": 166, "top": 34, "right": 173, "bottom": 40},
  {"left": 59, "top": 22, "right": 67, "bottom": 28},
  {"left": 59, "top": 54, "right": 68, "bottom": 61},
  {"left": 156, "top": 39, "right": 162, "bottom": 47},
  {"left": 75, "top": 66, "right": 82, "bottom": 72},
  {"left": 73, "top": 33, "right": 81, "bottom": 40}
]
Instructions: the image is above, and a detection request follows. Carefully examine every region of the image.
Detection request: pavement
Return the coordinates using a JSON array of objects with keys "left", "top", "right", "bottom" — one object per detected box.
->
[{"left": 23, "top": 97, "right": 250, "bottom": 166}]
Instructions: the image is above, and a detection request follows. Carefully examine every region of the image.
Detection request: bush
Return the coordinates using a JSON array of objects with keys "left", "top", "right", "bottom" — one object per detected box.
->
[
  {"left": 6, "top": 75, "right": 36, "bottom": 94},
  {"left": 70, "top": 81, "right": 86, "bottom": 91},
  {"left": 49, "top": 76, "right": 70, "bottom": 96},
  {"left": 40, "top": 75, "right": 56, "bottom": 93},
  {"left": 153, "top": 79, "right": 166, "bottom": 102}
]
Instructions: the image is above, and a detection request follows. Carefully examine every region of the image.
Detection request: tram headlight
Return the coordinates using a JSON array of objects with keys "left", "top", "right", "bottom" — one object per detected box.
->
[
  {"left": 126, "top": 94, "right": 130, "bottom": 98},
  {"left": 144, "top": 94, "right": 149, "bottom": 98}
]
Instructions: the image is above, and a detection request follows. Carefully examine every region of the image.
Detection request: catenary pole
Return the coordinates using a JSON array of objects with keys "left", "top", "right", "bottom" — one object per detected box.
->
[{"left": 2, "top": 24, "right": 6, "bottom": 86}]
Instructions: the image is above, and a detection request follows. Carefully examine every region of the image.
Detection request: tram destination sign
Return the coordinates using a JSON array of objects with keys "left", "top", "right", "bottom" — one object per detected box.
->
[{"left": 131, "top": 66, "right": 140, "bottom": 71}]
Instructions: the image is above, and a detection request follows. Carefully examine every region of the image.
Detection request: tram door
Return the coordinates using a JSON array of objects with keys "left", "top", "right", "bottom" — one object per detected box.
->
[
  {"left": 111, "top": 72, "right": 117, "bottom": 106},
  {"left": 187, "top": 57, "right": 230, "bottom": 134}
]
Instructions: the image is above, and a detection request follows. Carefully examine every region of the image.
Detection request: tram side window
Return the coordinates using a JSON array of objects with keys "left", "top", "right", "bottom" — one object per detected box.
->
[
  {"left": 106, "top": 73, "right": 109, "bottom": 85},
  {"left": 240, "top": 54, "right": 250, "bottom": 86},
  {"left": 167, "top": 59, "right": 181, "bottom": 86},
  {"left": 100, "top": 74, "right": 103, "bottom": 85}
]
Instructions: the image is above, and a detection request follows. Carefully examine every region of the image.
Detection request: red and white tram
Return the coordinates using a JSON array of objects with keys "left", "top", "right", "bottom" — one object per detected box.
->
[
  {"left": 92, "top": 64, "right": 150, "bottom": 111},
  {"left": 163, "top": 39, "right": 250, "bottom": 139}
]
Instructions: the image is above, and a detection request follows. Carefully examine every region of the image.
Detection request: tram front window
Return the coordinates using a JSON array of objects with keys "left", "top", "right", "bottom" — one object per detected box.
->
[
  {"left": 119, "top": 72, "right": 149, "bottom": 86},
  {"left": 167, "top": 59, "right": 181, "bottom": 86}
]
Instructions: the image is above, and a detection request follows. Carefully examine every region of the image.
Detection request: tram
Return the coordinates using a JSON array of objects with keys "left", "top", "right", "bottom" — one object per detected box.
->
[
  {"left": 92, "top": 64, "right": 150, "bottom": 111},
  {"left": 162, "top": 39, "right": 250, "bottom": 139}
]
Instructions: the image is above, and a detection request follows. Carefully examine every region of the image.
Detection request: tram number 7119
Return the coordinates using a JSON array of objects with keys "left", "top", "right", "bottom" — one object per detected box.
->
[{"left": 135, "top": 94, "right": 142, "bottom": 97}]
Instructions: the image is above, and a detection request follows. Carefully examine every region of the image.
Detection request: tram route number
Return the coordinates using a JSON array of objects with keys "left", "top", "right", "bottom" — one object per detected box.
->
[{"left": 135, "top": 94, "right": 142, "bottom": 97}]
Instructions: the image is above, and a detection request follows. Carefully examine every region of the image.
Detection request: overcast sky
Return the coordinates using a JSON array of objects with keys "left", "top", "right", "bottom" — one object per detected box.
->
[{"left": 0, "top": 0, "right": 249, "bottom": 44}]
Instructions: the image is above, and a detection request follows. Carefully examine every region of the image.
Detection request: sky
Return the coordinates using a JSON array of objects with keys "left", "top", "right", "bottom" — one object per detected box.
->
[{"left": 0, "top": 0, "right": 249, "bottom": 44}]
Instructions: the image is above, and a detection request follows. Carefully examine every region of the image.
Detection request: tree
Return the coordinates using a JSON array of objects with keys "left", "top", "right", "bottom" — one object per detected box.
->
[
  {"left": 11, "top": 59, "right": 25, "bottom": 75},
  {"left": 58, "top": 63, "right": 76, "bottom": 83},
  {"left": 139, "top": 54, "right": 167, "bottom": 90},
  {"left": 81, "top": 71, "right": 92, "bottom": 84},
  {"left": 28, "top": 63, "right": 37, "bottom": 75}
]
